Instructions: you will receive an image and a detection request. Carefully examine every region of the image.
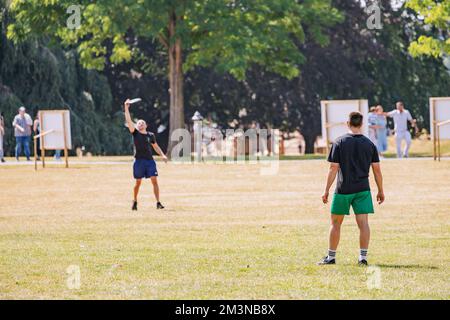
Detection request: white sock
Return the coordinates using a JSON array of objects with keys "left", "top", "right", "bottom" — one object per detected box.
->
[
  {"left": 359, "top": 249, "right": 368, "bottom": 261},
  {"left": 327, "top": 249, "right": 336, "bottom": 261}
]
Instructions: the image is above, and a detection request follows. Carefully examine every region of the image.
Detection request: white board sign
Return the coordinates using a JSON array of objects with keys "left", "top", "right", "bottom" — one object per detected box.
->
[
  {"left": 321, "top": 100, "right": 369, "bottom": 144},
  {"left": 40, "top": 110, "right": 72, "bottom": 150},
  {"left": 430, "top": 97, "right": 450, "bottom": 140}
]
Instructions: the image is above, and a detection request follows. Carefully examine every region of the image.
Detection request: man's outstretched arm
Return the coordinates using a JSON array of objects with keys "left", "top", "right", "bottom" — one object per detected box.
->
[
  {"left": 322, "top": 163, "right": 339, "bottom": 204},
  {"left": 371, "top": 162, "right": 385, "bottom": 204},
  {"left": 123, "top": 100, "right": 135, "bottom": 133},
  {"left": 383, "top": 111, "right": 395, "bottom": 118},
  {"left": 152, "top": 142, "right": 168, "bottom": 163}
]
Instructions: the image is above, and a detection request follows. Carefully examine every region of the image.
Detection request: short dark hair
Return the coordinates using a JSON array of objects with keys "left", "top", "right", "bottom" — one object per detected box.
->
[
  {"left": 396, "top": 101, "right": 404, "bottom": 107},
  {"left": 349, "top": 111, "right": 363, "bottom": 128}
]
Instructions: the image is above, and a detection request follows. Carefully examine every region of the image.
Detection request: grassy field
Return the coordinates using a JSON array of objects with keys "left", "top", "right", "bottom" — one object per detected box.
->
[
  {"left": 0, "top": 158, "right": 449, "bottom": 299},
  {"left": 282, "top": 137, "right": 450, "bottom": 160}
]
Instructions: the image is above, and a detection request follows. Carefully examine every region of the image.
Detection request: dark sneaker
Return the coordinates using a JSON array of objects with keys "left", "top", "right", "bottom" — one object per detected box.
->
[
  {"left": 1, "top": 158, "right": 5, "bottom": 163},
  {"left": 358, "top": 259, "right": 368, "bottom": 266},
  {"left": 132, "top": 201, "right": 138, "bottom": 211},
  {"left": 157, "top": 202, "right": 165, "bottom": 210},
  {"left": 317, "top": 256, "right": 335, "bottom": 265}
]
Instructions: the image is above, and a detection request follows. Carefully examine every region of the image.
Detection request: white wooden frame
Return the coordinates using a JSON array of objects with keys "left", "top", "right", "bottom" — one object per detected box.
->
[
  {"left": 430, "top": 97, "right": 450, "bottom": 161},
  {"left": 34, "top": 110, "right": 71, "bottom": 170},
  {"left": 321, "top": 99, "right": 369, "bottom": 152}
]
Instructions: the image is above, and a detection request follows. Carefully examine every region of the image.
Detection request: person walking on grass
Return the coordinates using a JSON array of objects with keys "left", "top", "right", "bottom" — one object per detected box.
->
[
  {"left": 0, "top": 112, "right": 5, "bottom": 163},
  {"left": 385, "top": 101, "right": 417, "bottom": 158},
  {"left": 368, "top": 106, "right": 378, "bottom": 146},
  {"left": 375, "top": 105, "right": 388, "bottom": 158},
  {"left": 124, "top": 99, "right": 168, "bottom": 211},
  {"left": 12, "top": 106, "right": 33, "bottom": 161},
  {"left": 319, "top": 111, "right": 384, "bottom": 266}
]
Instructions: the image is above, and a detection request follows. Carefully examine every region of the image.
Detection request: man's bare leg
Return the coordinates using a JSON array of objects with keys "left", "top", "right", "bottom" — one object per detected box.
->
[
  {"left": 132, "top": 179, "right": 142, "bottom": 210},
  {"left": 319, "top": 214, "right": 345, "bottom": 265},
  {"left": 150, "top": 177, "right": 160, "bottom": 202},
  {"left": 134, "top": 179, "right": 142, "bottom": 201},
  {"left": 355, "top": 214, "right": 370, "bottom": 264},
  {"left": 151, "top": 177, "right": 164, "bottom": 209},
  {"left": 329, "top": 214, "right": 345, "bottom": 251}
]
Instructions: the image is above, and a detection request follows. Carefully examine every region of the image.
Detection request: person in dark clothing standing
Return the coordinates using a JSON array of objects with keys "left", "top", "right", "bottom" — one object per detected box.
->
[
  {"left": 319, "top": 112, "right": 384, "bottom": 266},
  {"left": 0, "top": 112, "right": 5, "bottom": 163},
  {"left": 124, "top": 99, "right": 168, "bottom": 211},
  {"left": 33, "top": 113, "right": 41, "bottom": 161}
]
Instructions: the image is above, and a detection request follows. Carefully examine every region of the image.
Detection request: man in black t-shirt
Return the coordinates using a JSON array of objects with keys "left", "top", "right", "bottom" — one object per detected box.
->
[
  {"left": 124, "top": 99, "right": 168, "bottom": 211},
  {"left": 318, "top": 112, "right": 385, "bottom": 266}
]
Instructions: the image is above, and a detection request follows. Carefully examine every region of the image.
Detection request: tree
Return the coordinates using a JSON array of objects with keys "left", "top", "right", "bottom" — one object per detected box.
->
[
  {"left": 0, "top": 1, "right": 130, "bottom": 156},
  {"left": 405, "top": 0, "right": 450, "bottom": 57},
  {"left": 7, "top": 0, "right": 340, "bottom": 151}
]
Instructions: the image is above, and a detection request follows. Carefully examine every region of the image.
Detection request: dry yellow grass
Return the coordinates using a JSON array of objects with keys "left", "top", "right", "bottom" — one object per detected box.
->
[
  {"left": 0, "top": 158, "right": 449, "bottom": 299},
  {"left": 386, "top": 136, "right": 450, "bottom": 157}
]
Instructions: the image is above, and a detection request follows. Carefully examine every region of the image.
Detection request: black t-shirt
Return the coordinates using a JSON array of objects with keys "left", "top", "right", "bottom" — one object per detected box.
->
[
  {"left": 328, "top": 133, "right": 380, "bottom": 194},
  {"left": 132, "top": 130, "right": 156, "bottom": 160}
]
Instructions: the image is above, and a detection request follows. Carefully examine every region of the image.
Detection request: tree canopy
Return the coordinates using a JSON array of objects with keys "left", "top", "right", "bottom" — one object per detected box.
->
[
  {"left": 7, "top": 0, "right": 342, "bottom": 152},
  {"left": 7, "top": 0, "right": 340, "bottom": 79},
  {"left": 1, "top": 0, "right": 449, "bottom": 156},
  {"left": 406, "top": 0, "right": 450, "bottom": 57}
]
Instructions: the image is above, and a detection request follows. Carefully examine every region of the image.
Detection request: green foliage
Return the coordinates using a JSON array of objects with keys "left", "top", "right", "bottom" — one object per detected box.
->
[
  {"left": 182, "top": 0, "right": 450, "bottom": 152},
  {"left": 2, "top": 0, "right": 450, "bottom": 156},
  {"left": 7, "top": 0, "right": 341, "bottom": 80},
  {"left": 0, "top": 5, "right": 130, "bottom": 156},
  {"left": 406, "top": 0, "right": 450, "bottom": 57}
]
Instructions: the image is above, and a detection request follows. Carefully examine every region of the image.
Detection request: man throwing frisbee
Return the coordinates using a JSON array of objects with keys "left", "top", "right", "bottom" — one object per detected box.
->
[
  {"left": 319, "top": 112, "right": 384, "bottom": 266},
  {"left": 124, "top": 99, "right": 168, "bottom": 210}
]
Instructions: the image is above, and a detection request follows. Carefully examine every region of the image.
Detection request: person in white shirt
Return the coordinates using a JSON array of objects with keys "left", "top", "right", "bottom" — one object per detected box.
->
[
  {"left": 386, "top": 101, "right": 416, "bottom": 158},
  {"left": 12, "top": 106, "right": 33, "bottom": 161}
]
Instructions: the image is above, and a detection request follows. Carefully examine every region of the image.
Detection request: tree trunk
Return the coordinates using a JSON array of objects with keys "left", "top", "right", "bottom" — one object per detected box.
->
[
  {"left": 303, "top": 130, "right": 317, "bottom": 154},
  {"left": 167, "top": 10, "right": 185, "bottom": 155}
]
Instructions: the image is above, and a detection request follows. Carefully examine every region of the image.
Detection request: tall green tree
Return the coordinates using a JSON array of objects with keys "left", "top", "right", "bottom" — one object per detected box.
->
[
  {"left": 1, "top": 1, "right": 130, "bottom": 156},
  {"left": 405, "top": 0, "right": 450, "bottom": 57},
  {"left": 7, "top": 0, "right": 340, "bottom": 151}
]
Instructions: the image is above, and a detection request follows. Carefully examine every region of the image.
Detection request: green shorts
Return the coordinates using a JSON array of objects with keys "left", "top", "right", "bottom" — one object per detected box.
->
[{"left": 331, "top": 191, "right": 374, "bottom": 215}]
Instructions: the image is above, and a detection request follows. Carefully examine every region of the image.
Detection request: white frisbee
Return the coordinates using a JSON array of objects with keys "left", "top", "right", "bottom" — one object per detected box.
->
[{"left": 129, "top": 98, "right": 142, "bottom": 104}]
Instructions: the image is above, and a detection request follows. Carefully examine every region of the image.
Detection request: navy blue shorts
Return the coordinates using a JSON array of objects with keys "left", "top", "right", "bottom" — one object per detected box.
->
[{"left": 133, "top": 159, "right": 158, "bottom": 179}]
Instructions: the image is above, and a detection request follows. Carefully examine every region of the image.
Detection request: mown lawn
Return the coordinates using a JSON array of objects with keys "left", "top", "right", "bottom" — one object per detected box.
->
[{"left": 0, "top": 159, "right": 449, "bottom": 299}]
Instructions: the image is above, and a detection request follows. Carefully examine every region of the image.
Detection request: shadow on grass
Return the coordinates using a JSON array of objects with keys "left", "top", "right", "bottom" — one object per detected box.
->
[
  {"left": 377, "top": 264, "right": 438, "bottom": 270},
  {"left": 39, "top": 166, "right": 90, "bottom": 170},
  {"left": 338, "top": 263, "right": 438, "bottom": 270}
]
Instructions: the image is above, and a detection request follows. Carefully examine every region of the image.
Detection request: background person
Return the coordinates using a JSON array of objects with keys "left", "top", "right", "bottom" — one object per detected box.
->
[
  {"left": 54, "top": 150, "right": 62, "bottom": 161},
  {"left": 0, "top": 112, "right": 5, "bottom": 163},
  {"left": 375, "top": 105, "right": 388, "bottom": 157},
  {"left": 320, "top": 112, "right": 384, "bottom": 266},
  {"left": 33, "top": 112, "right": 41, "bottom": 161},
  {"left": 368, "top": 106, "right": 378, "bottom": 146},
  {"left": 385, "top": 101, "right": 416, "bottom": 158},
  {"left": 12, "top": 106, "right": 33, "bottom": 161}
]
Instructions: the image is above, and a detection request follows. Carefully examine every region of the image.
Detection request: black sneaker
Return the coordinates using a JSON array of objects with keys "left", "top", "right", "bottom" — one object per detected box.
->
[
  {"left": 156, "top": 202, "right": 165, "bottom": 210},
  {"left": 358, "top": 259, "right": 368, "bottom": 266},
  {"left": 1, "top": 158, "right": 5, "bottom": 163},
  {"left": 317, "top": 256, "right": 335, "bottom": 265},
  {"left": 132, "top": 201, "right": 138, "bottom": 211}
]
